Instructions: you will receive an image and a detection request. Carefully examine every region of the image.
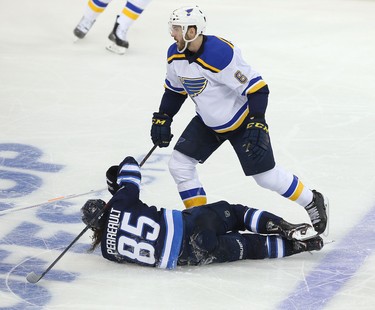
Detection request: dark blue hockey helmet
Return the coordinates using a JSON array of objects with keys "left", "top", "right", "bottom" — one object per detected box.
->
[{"left": 81, "top": 199, "right": 107, "bottom": 230}]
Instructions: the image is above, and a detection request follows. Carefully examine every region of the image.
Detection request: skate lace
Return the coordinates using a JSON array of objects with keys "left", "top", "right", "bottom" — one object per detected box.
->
[{"left": 307, "top": 206, "right": 320, "bottom": 224}]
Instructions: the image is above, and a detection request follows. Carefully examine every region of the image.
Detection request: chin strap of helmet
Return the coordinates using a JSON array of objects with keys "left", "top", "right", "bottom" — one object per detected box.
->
[{"left": 178, "top": 29, "right": 200, "bottom": 53}]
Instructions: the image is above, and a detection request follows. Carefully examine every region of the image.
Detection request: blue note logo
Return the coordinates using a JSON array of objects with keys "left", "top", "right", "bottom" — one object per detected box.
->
[{"left": 179, "top": 76, "right": 207, "bottom": 98}]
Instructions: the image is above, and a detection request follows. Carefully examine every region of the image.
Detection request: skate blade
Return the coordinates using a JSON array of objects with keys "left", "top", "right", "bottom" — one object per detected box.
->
[
  {"left": 292, "top": 226, "right": 318, "bottom": 241},
  {"left": 106, "top": 41, "right": 127, "bottom": 55},
  {"left": 322, "top": 195, "right": 330, "bottom": 237}
]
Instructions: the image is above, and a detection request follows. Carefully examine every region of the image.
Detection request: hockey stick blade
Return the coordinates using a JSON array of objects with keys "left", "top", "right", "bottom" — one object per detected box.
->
[{"left": 26, "top": 272, "right": 43, "bottom": 284}]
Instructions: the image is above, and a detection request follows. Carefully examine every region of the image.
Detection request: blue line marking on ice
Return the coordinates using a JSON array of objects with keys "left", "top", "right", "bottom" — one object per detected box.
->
[{"left": 277, "top": 204, "right": 375, "bottom": 309}]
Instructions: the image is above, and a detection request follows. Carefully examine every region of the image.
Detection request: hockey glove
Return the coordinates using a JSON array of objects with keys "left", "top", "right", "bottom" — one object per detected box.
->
[
  {"left": 242, "top": 119, "right": 270, "bottom": 163},
  {"left": 151, "top": 112, "right": 172, "bottom": 147},
  {"left": 117, "top": 156, "right": 141, "bottom": 188},
  {"left": 106, "top": 165, "right": 120, "bottom": 195}
]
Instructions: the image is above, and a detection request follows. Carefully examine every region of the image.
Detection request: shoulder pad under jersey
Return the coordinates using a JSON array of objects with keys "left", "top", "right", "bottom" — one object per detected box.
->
[{"left": 196, "top": 35, "right": 234, "bottom": 73}]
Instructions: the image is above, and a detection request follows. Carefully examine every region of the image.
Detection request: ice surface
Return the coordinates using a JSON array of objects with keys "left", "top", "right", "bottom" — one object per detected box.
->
[{"left": 1, "top": 0, "right": 375, "bottom": 309}]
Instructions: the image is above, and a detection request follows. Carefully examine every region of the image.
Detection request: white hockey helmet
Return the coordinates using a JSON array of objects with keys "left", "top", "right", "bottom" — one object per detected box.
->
[{"left": 169, "top": 5, "right": 206, "bottom": 51}]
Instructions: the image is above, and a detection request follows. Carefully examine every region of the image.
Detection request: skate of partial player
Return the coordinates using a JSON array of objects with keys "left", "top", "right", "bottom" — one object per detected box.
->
[{"left": 73, "top": 0, "right": 151, "bottom": 54}]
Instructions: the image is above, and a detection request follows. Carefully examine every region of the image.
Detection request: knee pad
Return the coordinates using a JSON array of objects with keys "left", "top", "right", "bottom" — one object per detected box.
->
[
  {"left": 168, "top": 150, "right": 199, "bottom": 184},
  {"left": 252, "top": 165, "right": 293, "bottom": 194}
]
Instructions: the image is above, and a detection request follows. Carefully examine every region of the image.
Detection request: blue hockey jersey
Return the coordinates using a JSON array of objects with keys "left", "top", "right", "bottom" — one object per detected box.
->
[{"left": 100, "top": 184, "right": 183, "bottom": 269}]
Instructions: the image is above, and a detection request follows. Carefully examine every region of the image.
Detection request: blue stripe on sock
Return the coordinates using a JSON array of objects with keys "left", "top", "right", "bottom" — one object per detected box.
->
[
  {"left": 92, "top": 0, "right": 108, "bottom": 8},
  {"left": 125, "top": 2, "right": 144, "bottom": 14},
  {"left": 282, "top": 175, "right": 298, "bottom": 198}
]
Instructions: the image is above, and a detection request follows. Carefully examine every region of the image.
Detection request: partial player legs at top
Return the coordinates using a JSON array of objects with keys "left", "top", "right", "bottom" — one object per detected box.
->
[
  {"left": 74, "top": 0, "right": 152, "bottom": 53},
  {"left": 74, "top": 0, "right": 112, "bottom": 39}
]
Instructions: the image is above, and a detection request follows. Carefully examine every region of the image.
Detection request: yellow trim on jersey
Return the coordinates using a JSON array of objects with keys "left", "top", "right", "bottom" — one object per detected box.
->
[
  {"left": 88, "top": 1, "right": 105, "bottom": 13},
  {"left": 183, "top": 196, "right": 207, "bottom": 208},
  {"left": 123, "top": 8, "right": 139, "bottom": 20},
  {"left": 196, "top": 58, "right": 221, "bottom": 73},
  {"left": 214, "top": 109, "right": 249, "bottom": 134},
  {"left": 217, "top": 37, "right": 234, "bottom": 49},
  {"left": 289, "top": 181, "right": 304, "bottom": 201},
  {"left": 247, "top": 80, "right": 267, "bottom": 94},
  {"left": 167, "top": 54, "right": 186, "bottom": 63},
  {"left": 163, "top": 83, "right": 187, "bottom": 95}
]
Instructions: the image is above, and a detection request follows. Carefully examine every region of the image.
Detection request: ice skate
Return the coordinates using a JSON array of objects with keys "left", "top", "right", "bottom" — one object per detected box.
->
[
  {"left": 292, "top": 235, "right": 324, "bottom": 253},
  {"left": 106, "top": 16, "right": 129, "bottom": 55},
  {"left": 73, "top": 16, "right": 96, "bottom": 40},
  {"left": 266, "top": 219, "right": 317, "bottom": 241},
  {"left": 305, "top": 190, "right": 329, "bottom": 236}
]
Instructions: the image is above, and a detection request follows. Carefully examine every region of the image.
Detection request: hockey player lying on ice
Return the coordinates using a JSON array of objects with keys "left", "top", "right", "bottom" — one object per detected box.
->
[{"left": 81, "top": 156, "right": 323, "bottom": 269}]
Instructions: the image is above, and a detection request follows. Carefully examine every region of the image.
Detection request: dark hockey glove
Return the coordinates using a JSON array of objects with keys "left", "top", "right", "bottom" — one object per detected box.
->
[
  {"left": 242, "top": 119, "right": 270, "bottom": 162},
  {"left": 117, "top": 156, "right": 141, "bottom": 188},
  {"left": 151, "top": 112, "right": 172, "bottom": 147},
  {"left": 106, "top": 165, "right": 120, "bottom": 195}
]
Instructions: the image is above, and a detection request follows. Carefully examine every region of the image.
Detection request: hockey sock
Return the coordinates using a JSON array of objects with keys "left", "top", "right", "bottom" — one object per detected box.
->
[
  {"left": 266, "top": 235, "right": 287, "bottom": 258},
  {"left": 84, "top": 0, "right": 112, "bottom": 21},
  {"left": 253, "top": 166, "right": 313, "bottom": 206},
  {"left": 244, "top": 208, "right": 283, "bottom": 234},
  {"left": 179, "top": 187, "right": 207, "bottom": 208},
  {"left": 117, "top": 0, "right": 152, "bottom": 39}
]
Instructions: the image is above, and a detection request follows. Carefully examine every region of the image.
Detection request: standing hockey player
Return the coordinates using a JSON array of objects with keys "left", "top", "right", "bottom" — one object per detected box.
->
[
  {"left": 73, "top": 0, "right": 152, "bottom": 54},
  {"left": 81, "top": 156, "right": 323, "bottom": 269},
  {"left": 150, "top": 5, "right": 328, "bottom": 235}
]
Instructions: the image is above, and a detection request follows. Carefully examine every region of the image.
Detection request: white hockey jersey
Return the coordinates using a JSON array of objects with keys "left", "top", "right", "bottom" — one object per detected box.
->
[{"left": 164, "top": 35, "right": 267, "bottom": 133}]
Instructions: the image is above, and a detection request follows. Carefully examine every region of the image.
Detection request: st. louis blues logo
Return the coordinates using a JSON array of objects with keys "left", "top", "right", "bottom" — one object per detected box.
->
[{"left": 179, "top": 77, "right": 208, "bottom": 97}]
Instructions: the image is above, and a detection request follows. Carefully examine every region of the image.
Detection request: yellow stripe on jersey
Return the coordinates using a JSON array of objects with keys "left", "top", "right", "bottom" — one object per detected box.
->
[
  {"left": 217, "top": 37, "right": 234, "bottom": 49},
  {"left": 88, "top": 0, "right": 105, "bottom": 13},
  {"left": 183, "top": 196, "right": 207, "bottom": 208},
  {"left": 247, "top": 80, "right": 267, "bottom": 94},
  {"left": 196, "top": 58, "right": 221, "bottom": 73},
  {"left": 163, "top": 83, "right": 187, "bottom": 95},
  {"left": 167, "top": 54, "right": 186, "bottom": 63},
  {"left": 214, "top": 109, "right": 249, "bottom": 133}
]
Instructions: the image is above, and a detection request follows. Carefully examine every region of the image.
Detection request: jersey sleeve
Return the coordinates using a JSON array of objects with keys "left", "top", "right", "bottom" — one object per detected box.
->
[
  {"left": 159, "top": 88, "right": 187, "bottom": 118},
  {"left": 218, "top": 45, "right": 267, "bottom": 97},
  {"left": 196, "top": 36, "right": 267, "bottom": 97}
]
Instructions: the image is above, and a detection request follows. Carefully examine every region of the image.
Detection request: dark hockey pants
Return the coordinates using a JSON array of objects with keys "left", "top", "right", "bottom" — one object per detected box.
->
[{"left": 178, "top": 201, "right": 293, "bottom": 266}]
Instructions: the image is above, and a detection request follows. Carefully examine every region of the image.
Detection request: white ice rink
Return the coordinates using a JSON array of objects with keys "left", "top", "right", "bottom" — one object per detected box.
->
[{"left": 1, "top": 0, "right": 375, "bottom": 309}]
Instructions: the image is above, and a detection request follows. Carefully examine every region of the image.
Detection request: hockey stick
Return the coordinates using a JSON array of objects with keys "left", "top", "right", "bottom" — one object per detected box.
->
[
  {"left": 26, "top": 225, "right": 91, "bottom": 283},
  {"left": 1, "top": 145, "right": 160, "bottom": 217},
  {"left": 26, "top": 144, "right": 158, "bottom": 284},
  {"left": 0, "top": 188, "right": 107, "bottom": 216}
]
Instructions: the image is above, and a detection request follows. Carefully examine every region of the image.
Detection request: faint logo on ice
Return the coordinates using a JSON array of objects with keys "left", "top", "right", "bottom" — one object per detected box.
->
[
  {"left": 0, "top": 144, "right": 170, "bottom": 308},
  {"left": 0, "top": 143, "right": 69, "bottom": 308}
]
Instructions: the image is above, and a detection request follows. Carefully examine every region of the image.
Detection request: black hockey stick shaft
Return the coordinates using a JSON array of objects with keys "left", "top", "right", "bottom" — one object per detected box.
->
[
  {"left": 26, "top": 144, "right": 158, "bottom": 283},
  {"left": 26, "top": 225, "right": 90, "bottom": 283},
  {"left": 139, "top": 143, "right": 158, "bottom": 167}
]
